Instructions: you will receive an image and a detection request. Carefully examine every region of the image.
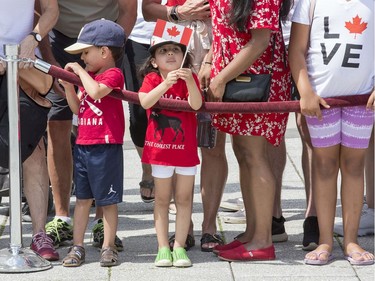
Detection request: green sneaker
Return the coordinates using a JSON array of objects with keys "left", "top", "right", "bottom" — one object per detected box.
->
[
  {"left": 172, "top": 247, "right": 192, "bottom": 267},
  {"left": 45, "top": 218, "right": 73, "bottom": 248},
  {"left": 92, "top": 219, "right": 124, "bottom": 252},
  {"left": 155, "top": 247, "right": 173, "bottom": 267}
]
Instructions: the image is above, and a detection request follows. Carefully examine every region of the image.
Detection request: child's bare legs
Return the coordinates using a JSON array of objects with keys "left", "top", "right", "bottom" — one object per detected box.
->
[
  {"left": 154, "top": 177, "right": 173, "bottom": 249},
  {"left": 102, "top": 204, "right": 118, "bottom": 249},
  {"left": 171, "top": 171, "right": 194, "bottom": 239},
  {"left": 94, "top": 206, "right": 103, "bottom": 220},
  {"left": 341, "top": 146, "right": 374, "bottom": 262},
  {"left": 173, "top": 174, "right": 194, "bottom": 249},
  {"left": 305, "top": 145, "right": 339, "bottom": 262},
  {"left": 72, "top": 199, "right": 93, "bottom": 246}
]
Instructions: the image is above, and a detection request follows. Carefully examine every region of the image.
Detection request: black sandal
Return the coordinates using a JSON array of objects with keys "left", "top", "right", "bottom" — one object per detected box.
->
[
  {"left": 168, "top": 234, "right": 195, "bottom": 251},
  {"left": 200, "top": 233, "right": 224, "bottom": 252},
  {"left": 139, "top": 180, "right": 155, "bottom": 203}
]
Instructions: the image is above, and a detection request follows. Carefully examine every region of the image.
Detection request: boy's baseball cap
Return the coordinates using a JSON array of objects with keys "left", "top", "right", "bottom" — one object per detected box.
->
[{"left": 65, "top": 18, "right": 125, "bottom": 54}]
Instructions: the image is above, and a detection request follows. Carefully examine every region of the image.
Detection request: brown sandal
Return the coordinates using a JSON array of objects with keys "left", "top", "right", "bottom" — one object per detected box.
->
[
  {"left": 62, "top": 245, "right": 85, "bottom": 267},
  {"left": 100, "top": 246, "right": 119, "bottom": 267}
]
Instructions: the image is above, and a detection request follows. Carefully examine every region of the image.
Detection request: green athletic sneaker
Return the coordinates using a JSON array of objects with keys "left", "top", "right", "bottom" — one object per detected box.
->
[
  {"left": 172, "top": 247, "right": 192, "bottom": 267},
  {"left": 155, "top": 247, "right": 173, "bottom": 267},
  {"left": 45, "top": 218, "right": 73, "bottom": 248},
  {"left": 92, "top": 219, "right": 124, "bottom": 252}
]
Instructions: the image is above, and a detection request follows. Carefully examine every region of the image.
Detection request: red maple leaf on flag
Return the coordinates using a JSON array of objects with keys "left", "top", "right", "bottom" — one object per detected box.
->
[
  {"left": 167, "top": 25, "right": 180, "bottom": 38},
  {"left": 345, "top": 15, "right": 367, "bottom": 39}
]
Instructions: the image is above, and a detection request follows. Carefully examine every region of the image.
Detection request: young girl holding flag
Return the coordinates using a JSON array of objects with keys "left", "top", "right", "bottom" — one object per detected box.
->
[{"left": 138, "top": 20, "right": 202, "bottom": 268}]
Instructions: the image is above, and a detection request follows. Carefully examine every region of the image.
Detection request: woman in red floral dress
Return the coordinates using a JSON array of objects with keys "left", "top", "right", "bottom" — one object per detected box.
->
[{"left": 207, "top": 0, "right": 292, "bottom": 261}]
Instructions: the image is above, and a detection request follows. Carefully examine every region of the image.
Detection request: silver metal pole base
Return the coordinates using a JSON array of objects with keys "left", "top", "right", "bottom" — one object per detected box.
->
[{"left": 0, "top": 246, "right": 51, "bottom": 273}]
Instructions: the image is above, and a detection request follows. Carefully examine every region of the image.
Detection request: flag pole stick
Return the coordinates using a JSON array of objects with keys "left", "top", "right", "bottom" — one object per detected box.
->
[{"left": 180, "top": 35, "right": 193, "bottom": 69}]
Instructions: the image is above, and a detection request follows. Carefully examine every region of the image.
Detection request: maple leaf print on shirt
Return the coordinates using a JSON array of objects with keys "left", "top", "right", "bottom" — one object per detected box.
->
[{"left": 345, "top": 15, "right": 368, "bottom": 39}]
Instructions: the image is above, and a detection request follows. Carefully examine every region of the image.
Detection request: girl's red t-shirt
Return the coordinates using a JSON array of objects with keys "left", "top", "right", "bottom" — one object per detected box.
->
[{"left": 139, "top": 72, "right": 200, "bottom": 167}]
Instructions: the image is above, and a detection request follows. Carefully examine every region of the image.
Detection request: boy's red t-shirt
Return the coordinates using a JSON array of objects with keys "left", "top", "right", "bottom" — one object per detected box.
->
[{"left": 76, "top": 68, "right": 125, "bottom": 145}]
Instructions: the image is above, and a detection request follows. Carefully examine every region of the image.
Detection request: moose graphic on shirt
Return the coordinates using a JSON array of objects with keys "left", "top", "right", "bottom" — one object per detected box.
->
[{"left": 150, "top": 110, "right": 185, "bottom": 142}]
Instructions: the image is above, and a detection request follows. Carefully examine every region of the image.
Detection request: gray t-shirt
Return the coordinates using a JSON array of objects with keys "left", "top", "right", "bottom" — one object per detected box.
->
[{"left": 55, "top": 0, "right": 119, "bottom": 38}]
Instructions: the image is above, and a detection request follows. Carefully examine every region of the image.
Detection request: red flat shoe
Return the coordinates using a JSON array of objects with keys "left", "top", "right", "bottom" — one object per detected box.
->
[
  {"left": 213, "top": 240, "right": 245, "bottom": 255},
  {"left": 218, "top": 244, "right": 276, "bottom": 262}
]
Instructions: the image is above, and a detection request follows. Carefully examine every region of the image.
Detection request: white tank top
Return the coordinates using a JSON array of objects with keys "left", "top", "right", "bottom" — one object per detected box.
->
[{"left": 128, "top": 0, "right": 155, "bottom": 44}]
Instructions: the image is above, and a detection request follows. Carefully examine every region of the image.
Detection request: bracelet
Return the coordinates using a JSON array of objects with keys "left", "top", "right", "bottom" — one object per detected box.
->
[
  {"left": 204, "top": 61, "right": 212, "bottom": 65},
  {"left": 169, "top": 5, "right": 180, "bottom": 23}
]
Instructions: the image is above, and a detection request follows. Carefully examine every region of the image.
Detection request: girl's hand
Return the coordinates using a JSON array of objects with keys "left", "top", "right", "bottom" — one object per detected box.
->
[
  {"left": 164, "top": 70, "right": 179, "bottom": 87},
  {"left": 300, "top": 92, "right": 330, "bottom": 121},
  {"left": 176, "top": 68, "right": 193, "bottom": 82},
  {"left": 366, "top": 89, "right": 375, "bottom": 110},
  {"left": 207, "top": 77, "right": 226, "bottom": 102}
]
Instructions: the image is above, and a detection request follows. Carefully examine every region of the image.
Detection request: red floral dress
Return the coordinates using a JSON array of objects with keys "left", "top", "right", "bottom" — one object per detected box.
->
[{"left": 209, "top": 0, "right": 291, "bottom": 146}]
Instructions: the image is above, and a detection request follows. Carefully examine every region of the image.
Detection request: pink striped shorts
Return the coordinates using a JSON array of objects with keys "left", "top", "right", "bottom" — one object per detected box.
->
[{"left": 305, "top": 106, "right": 374, "bottom": 149}]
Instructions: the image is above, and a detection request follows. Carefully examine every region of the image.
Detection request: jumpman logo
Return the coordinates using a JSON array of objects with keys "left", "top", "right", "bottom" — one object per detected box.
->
[{"left": 108, "top": 185, "right": 117, "bottom": 195}]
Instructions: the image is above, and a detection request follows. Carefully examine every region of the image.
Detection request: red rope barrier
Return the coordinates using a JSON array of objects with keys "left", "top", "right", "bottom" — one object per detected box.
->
[{"left": 45, "top": 63, "right": 370, "bottom": 114}]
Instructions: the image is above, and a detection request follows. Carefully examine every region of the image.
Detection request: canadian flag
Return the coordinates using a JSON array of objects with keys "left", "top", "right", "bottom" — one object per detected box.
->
[{"left": 150, "top": 19, "right": 193, "bottom": 49}]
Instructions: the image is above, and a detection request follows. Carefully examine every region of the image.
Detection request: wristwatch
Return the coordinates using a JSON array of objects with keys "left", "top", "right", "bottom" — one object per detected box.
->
[
  {"left": 29, "top": 32, "right": 42, "bottom": 43},
  {"left": 170, "top": 5, "right": 180, "bottom": 22}
]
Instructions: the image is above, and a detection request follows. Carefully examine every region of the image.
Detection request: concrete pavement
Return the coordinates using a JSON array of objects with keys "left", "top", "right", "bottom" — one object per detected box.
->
[{"left": 0, "top": 111, "right": 374, "bottom": 280}]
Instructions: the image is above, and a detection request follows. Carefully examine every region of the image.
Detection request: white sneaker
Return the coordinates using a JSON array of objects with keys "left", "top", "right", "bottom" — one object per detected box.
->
[
  {"left": 220, "top": 198, "right": 244, "bottom": 212},
  {"left": 334, "top": 204, "right": 374, "bottom": 237},
  {"left": 222, "top": 208, "right": 246, "bottom": 224}
]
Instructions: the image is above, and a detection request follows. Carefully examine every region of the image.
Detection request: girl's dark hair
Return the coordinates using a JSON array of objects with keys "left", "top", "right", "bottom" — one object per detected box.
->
[
  {"left": 139, "top": 46, "right": 194, "bottom": 78},
  {"left": 230, "top": 0, "right": 293, "bottom": 32}
]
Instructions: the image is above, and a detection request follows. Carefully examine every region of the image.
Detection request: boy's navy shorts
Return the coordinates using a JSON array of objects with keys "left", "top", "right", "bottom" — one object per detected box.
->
[{"left": 74, "top": 144, "right": 123, "bottom": 206}]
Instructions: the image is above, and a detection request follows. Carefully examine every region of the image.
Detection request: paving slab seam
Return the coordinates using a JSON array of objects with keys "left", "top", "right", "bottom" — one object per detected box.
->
[
  {"left": 286, "top": 151, "right": 304, "bottom": 183},
  {"left": 217, "top": 213, "right": 237, "bottom": 281},
  {"left": 107, "top": 267, "right": 112, "bottom": 281},
  {"left": 334, "top": 234, "right": 363, "bottom": 281}
]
